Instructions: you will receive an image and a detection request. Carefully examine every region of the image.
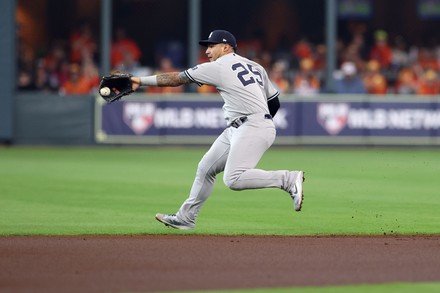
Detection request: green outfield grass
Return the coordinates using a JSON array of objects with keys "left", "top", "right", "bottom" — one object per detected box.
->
[
  {"left": 0, "top": 146, "right": 439, "bottom": 236},
  {"left": 179, "top": 282, "right": 440, "bottom": 293}
]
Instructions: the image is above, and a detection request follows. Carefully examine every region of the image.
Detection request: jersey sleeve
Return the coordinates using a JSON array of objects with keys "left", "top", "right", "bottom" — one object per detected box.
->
[
  {"left": 263, "top": 69, "right": 280, "bottom": 101},
  {"left": 184, "top": 62, "right": 221, "bottom": 87}
]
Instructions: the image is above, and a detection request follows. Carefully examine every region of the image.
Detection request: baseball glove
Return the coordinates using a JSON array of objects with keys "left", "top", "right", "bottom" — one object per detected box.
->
[{"left": 98, "top": 72, "right": 134, "bottom": 103}]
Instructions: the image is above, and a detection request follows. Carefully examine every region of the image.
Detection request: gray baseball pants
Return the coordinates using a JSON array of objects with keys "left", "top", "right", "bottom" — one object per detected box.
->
[{"left": 176, "top": 113, "right": 293, "bottom": 225}]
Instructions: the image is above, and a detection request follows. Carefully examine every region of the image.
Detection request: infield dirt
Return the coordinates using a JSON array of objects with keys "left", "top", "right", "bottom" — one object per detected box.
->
[{"left": 1, "top": 235, "right": 439, "bottom": 293}]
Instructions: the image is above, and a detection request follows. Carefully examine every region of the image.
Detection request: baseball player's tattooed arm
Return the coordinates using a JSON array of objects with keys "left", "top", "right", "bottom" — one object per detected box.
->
[
  {"left": 157, "top": 72, "right": 192, "bottom": 87},
  {"left": 131, "top": 72, "right": 192, "bottom": 91}
]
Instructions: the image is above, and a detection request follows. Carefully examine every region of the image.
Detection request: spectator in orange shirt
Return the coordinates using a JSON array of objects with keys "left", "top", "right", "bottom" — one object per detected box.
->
[
  {"left": 417, "top": 69, "right": 440, "bottom": 95},
  {"left": 369, "top": 30, "right": 392, "bottom": 69},
  {"left": 416, "top": 48, "right": 440, "bottom": 71},
  {"left": 269, "top": 61, "right": 290, "bottom": 94},
  {"left": 292, "top": 58, "right": 320, "bottom": 96},
  {"left": 292, "top": 37, "right": 313, "bottom": 69},
  {"left": 111, "top": 27, "right": 142, "bottom": 69},
  {"left": 293, "top": 37, "right": 313, "bottom": 60},
  {"left": 313, "top": 44, "right": 326, "bottom": 71},
  {"left": 59, "top": 64, "right": 93, "bottom": 95},
  {"left": 395, "top": 67, "right": 418, "bottom": 94},
  {"left": 69, "top": 23, "right": 97, "bottom": 64},
  {"left": 82, "top": 51, "right": 100, "bottom": 92},
  {"left": 363, "top": 60, "right": 388, "bottom": 95}
]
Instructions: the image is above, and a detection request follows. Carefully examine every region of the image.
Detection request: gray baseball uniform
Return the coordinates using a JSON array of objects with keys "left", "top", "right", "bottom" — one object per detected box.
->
[{"left": 174, "top": 52, "right": 299, "bottom": 226}]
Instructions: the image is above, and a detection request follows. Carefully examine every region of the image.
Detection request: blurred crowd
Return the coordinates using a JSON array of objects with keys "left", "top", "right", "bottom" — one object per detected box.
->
[
  {"left": 262, "top": 27, "right": 440, "bottom": 96},
  {"left": 17, "top": 23, "right": 440, "bottom": 96},
  {"left": 18, "top": 23, "right": 101, "bottom": 95}
]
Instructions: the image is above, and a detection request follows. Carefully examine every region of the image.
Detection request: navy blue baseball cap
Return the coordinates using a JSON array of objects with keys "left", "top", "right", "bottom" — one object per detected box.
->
[{"left": 199, "top": 30, "right": 237, "bottom": 50}]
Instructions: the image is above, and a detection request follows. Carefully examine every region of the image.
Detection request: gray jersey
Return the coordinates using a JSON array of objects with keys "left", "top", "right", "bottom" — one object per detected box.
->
[{"left": 184, "top": 53, "right": 279, "bottom": 121}]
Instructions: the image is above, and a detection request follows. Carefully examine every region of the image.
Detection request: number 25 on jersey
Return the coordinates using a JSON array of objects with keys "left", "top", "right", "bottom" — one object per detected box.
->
[{"left": 232, "top": 63, "right": 263, "bottom": 87}]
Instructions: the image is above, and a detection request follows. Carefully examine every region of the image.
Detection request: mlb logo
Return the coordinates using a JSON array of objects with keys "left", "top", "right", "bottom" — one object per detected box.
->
[
  {"left": 317, "top": 103, "right": 349, "bottom": 135},
  {"left": 123, "top": 102, "right": 156, "bottom": 135}
]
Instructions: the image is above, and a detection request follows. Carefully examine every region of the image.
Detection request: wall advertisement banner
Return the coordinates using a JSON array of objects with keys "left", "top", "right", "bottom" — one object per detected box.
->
[{"left": 95, "top": 96, "right": 440, "bottom": 145}]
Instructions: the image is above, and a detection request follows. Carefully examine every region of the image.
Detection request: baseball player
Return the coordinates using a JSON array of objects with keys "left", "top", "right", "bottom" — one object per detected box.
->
[{"left": 130, "top": 30, "right": 305, "bottom": 230}]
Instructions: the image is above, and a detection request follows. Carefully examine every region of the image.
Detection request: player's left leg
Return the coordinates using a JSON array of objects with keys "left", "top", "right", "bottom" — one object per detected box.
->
[{"left": 174, "top": 128, "right": 232, "bottom": 226}]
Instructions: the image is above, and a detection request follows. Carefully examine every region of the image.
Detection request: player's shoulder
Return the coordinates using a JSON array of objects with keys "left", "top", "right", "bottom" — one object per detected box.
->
[
  {"left": 223, "top": 53, "right": 246, "bottom": 62},
  {"left": 236, "top": 53, "right": 264, "bottom": 68},
  {"left": 187, "top": 60, "right": 214, "bottom": 73},
  {"left": 220, "top": 53, "right": 262, "bottom": 67}
]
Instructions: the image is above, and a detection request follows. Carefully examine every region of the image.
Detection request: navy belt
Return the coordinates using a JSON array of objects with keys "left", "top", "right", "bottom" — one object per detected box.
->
[{"left": 230, "top": 114, "right": 272, "bottom": 128}]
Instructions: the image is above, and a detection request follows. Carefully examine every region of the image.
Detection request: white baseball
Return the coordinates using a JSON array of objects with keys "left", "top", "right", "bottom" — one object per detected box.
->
[{"left": 100, "top": 87, "right": 111, "bottom": 96}]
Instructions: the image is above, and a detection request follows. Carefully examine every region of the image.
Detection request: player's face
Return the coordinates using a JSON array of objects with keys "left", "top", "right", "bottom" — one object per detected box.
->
[{"left": 205, "top": 43, "right": 229, "bottom": 62}]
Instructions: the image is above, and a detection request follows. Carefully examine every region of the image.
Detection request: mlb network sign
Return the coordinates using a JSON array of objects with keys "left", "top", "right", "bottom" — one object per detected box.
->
[
  {"left": 96, "top": 97, "right": 440, "bottom": 145},
  {"left": 314, "top": 102, "right": 440, "bottom": 136},
  {"left": 101, "top": 100, "right": 288, "bottom": 135},
  {"left": 123, "top": 102, "right": 225, "bottom": 134}
]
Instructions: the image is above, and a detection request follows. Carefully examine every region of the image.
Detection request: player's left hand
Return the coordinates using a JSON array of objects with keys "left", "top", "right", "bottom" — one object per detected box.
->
[{"left": 98, "top": 72, "right": 134, "bottom": 103}]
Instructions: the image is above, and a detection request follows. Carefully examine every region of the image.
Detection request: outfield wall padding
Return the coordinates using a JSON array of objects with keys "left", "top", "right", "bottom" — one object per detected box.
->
[
  {"left": 13, "top": 93, "right": 440, "bottom": 146},
  {"left": 14, "top": 94, "right": 94, "bottom": 145}
]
